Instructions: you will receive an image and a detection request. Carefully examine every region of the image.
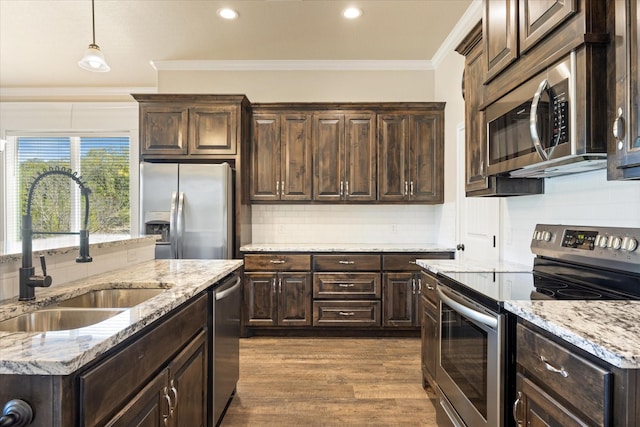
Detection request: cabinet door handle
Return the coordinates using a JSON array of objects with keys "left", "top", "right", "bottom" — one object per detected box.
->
[
  {"left": 410, "top": 181, "right": 414, "bottom": 196},
  {"left": 169, "top": 379, "right": 178, "bottom": 415},
  {"left": 613, "top": 107, "right": 625, "bottom": 146},
  {"left": 404, "top": 181, "right": 408, "bottom": 196},
  {"left": 338, "top": 283, "right": 355, "bottom": 288},
  {"left": 417, "top": 277, "right": 422, "bottom": 294},
  {"left": 412, "top": 278, "right": 416, "bottom": 294},
  {"left": 540, "top": 355, "right": 569, "bottom": 378},
  {"left": 272, "top": 278, "right": 276, "bottom": 293},
  {"left": 338, "top": 260, "right": 355, "bottom": 265},
  {"left": 345, "top": 180, "right": 349, "bottom": 197},
  {"left": 338, "top": 311, "right": 355, "bottom": 316},
  {"left": 340, "top": 181, "right": 344, "bottom": 197},
  {"left": 512, "top": 391, "right": 523, "bottom": 427},
  {"left": 279, "top": 278, "right": 282, "bottom": 293},
  {"left": 269, "top": 259, "right": 286, "bottom": 264},
  {"left": 162, "top": 387, "right": 172, "bottom": 426}
]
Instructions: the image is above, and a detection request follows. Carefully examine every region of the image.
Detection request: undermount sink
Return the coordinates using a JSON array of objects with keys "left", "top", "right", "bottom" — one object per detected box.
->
[
  {"left": 56, "top": 288, "right": 166, "bottom": 308},
  {"left": 0, "top": 308, "right": 125, "bottom": 332}
]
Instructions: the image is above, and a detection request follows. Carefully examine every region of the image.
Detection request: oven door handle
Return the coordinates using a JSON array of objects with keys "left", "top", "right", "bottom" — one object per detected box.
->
[{"left": 437, "top": 286, "right": 498, "bottom": 329}]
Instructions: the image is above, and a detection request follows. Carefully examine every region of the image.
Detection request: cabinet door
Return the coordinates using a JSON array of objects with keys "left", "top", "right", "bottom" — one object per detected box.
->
[
  {"left": 409, "top": 114, "right": 443, "bottom": 202},
  {"left": 484, "top": 0, "right": 518, "bottom": 81},
  {"left": 314, "top": 114, "right": 345, "bottom": 201},
  {"left": 421, "top": 297, "right": 438, "bottom": 381},
  {"left": 464, "top": 39, "right": 490, "bottom": 192},
  {"left": 278, "top": 272, "right": 312, "bottom": 326},
  {"left": 169, "top": 330, "right": 208, "bottom": 427},
  {"left": 189, "top": 105, "right": 238, "bottom": 155},
  {"left": 105, "top": 369, "right": 169, "bottom": 427},
  {"left": 610, "top": 0, "right": 640, "bottom": 180},
  {"left": 244, "top": 273, "right": 278, "bottom": 326},
  {"left": 344, "top": 114, "right": 376, "bottom": 201},
  {"left": 281, "top": 113, "right": 313, "bottom": 201},
  {"left": 383, "top": 272, "right": 415, "bottom": 327},
  {"left": 514, "top": 374, "right": 589, "bottom": 427},
  {"left": 519, "top": 0, "right": 577, "bottom": 54},
  {"left": 378, "top": 114, "right": 409, "bottom": 201},
  {"left": 140, "top": 104, "right": 189, "bottom": 155},
  {"left": 251, "top": 114, "right": 281, "bottom": 201}
]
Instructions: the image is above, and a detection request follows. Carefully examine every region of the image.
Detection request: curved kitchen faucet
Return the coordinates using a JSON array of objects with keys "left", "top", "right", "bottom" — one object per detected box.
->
[{"left": 19, "top": 167, "right": 92, "bottom": 301}]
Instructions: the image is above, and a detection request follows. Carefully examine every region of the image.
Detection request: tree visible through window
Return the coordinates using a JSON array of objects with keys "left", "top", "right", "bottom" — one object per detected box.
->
[{"left": 13, "top": 136, "right": 130, "bottom": 241}]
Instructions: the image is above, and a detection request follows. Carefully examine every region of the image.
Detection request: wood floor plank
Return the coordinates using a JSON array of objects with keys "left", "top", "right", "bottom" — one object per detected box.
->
[{"left": 220, "top": 337, "right": 437, "bottom": 426}]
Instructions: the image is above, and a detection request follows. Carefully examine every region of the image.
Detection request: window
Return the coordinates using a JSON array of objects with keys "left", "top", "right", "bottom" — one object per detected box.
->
[{"left": 4, "top": 135, "right": 130, "bottom": 251}]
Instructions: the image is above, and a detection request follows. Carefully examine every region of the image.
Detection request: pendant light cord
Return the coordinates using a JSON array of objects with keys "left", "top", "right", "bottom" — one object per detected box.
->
[{"left": 91, "top": 0, "right": 96, "bottom": 45}]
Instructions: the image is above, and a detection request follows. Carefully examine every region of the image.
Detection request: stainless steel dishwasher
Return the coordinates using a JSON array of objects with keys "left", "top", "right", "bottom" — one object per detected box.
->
[{"left": 211, "top": 272, "right": 242, "bottom": 427}]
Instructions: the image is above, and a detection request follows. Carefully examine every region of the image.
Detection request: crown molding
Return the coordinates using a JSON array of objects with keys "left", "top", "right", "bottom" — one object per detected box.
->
[
  {"left": 431, "top": 0, "right": 483, "bottom": 68},
  {"left": 150, "top": 59, "right": 434, "bottom": 71},
  {"left": 0, "top": 86, "right": 156, "bottom": 99}
]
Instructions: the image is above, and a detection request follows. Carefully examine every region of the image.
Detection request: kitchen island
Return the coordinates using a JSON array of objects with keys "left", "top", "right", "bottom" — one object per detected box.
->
[{"left": 0, "top": 259, "right": 242, "bottom": 427}]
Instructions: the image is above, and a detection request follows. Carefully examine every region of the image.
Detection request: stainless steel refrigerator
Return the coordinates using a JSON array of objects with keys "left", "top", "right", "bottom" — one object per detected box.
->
[{"left": 140, "top": 162, "right": 233, "bottom": 259}]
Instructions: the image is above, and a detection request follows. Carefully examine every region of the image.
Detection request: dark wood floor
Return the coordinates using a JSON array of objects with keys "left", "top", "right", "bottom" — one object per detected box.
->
[{"left": 220, "top": 337, "right": 438, "bottom": 426}]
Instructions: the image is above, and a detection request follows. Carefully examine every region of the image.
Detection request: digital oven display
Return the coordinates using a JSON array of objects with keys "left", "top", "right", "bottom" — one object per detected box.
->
[{"left": 562, "top": 230, "right": 598, "bottom": 250}]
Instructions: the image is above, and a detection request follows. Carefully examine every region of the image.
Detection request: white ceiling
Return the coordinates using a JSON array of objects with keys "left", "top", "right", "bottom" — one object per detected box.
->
[{"left": 0, "top": 0, "right": 474, "bottom": 90}]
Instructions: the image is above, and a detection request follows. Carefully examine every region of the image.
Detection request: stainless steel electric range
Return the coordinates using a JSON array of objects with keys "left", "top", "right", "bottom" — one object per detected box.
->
[{"left": 428, "top": 224, "right": 640, "bottom": 427}]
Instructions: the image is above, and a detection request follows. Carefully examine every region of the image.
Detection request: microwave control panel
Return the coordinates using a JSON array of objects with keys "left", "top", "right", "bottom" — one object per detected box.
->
[{"left": 551, "top": 79, "right": 570, "bottom": 146}]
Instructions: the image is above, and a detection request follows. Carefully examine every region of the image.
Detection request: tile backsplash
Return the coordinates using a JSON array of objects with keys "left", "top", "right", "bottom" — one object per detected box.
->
[
  {"left": 0, "top": 239, "right": 155, "bottom": 302},
  {"left": 251, "top": 204, "right": 450, "bottom": 244}
]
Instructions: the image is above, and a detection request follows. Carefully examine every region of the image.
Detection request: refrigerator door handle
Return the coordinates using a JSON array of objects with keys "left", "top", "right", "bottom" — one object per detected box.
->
[
  {"left": 176, "top": 192, "right": 185, "bottom": 259},
  {"left": 169, "top": 191, "right": 179, "bottom": 259}
]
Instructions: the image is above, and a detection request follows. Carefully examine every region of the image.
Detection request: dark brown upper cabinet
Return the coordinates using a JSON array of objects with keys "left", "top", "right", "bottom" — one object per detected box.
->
[
  {"left": 378, "top": 109, "right": 444, "bottom": 203},
  {"left": 609, "top": 0, "right": 640, "bottom": 180},
  {"left": 484, "top": 0, "right": 578, "bottom": 81},
  {"left": 313, "top": 112, "right": 376, "bottom": 202},
  {"left": 134, "top": 94, "right": 250, "bottom": 159},
  {"left": 250, "top": 112, "right": 313, "bottom": 201}
]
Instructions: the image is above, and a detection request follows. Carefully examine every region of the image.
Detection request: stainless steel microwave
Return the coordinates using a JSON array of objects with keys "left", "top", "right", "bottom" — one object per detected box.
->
[{"left": 485, "top": 50, "right": 607, "bottom": 178}]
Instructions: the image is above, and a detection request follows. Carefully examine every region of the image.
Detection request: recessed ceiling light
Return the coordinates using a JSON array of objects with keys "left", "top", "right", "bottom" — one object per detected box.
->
[
  {"left": 343, "top": 7, "right": 362, "bottom": 19},
  {"left": 217, "top": 8, "right": 239, "bottom": 20}
]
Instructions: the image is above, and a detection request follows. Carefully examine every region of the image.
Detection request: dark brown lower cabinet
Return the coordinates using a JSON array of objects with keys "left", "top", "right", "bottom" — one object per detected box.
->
[
  {"left": 383, "top": 272, "right": 421, "bottom": 327},
  {"left": 244, "top": 272, "right": 312, "bottom": 327},
  {"left": 105, "top": 330, "right": 207, "bottom": 427}
]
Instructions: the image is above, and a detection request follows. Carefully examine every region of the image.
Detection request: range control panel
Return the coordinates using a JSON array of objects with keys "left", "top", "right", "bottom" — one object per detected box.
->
[{"left": 531, "top": 224, "right": 640, "bottom": 274}]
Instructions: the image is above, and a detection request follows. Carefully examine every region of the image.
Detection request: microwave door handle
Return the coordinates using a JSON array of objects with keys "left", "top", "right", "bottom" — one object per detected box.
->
[
  {"left": 169, "top": 191, "right": 178, "bottom": 259},
  {"left": 437, "top": 286, "right": 498, "bottom": 329},
  {"left": 530, "top": 79, "right": 551, "bottom": 161}
]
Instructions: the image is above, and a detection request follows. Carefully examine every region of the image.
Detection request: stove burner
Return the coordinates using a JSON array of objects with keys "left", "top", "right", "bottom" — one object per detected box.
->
[
  {"left": 534, "top": 287, "right": 556, "bottom": 297},
  {"left": 555, "top": 288, "right": 603, "bottom": 299}
]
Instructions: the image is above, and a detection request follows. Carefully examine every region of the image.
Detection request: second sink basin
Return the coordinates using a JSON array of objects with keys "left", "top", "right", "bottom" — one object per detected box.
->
[
  {"left": 56, "top": 288, "right": 166, "bottom": 308},
  {"left": 0, "top": 308, "right": 125, "bottom": 332}
]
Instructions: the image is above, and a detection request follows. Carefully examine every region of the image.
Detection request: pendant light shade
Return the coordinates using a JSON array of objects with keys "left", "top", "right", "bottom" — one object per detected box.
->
[{"left": 78, "top": 0, "right": 110, "bottom": 72}]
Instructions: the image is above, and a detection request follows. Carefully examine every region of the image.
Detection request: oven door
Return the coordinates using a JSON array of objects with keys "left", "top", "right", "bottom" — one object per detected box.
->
[{"left": 436, "top": 285, "right": 504, "bottom": 427}]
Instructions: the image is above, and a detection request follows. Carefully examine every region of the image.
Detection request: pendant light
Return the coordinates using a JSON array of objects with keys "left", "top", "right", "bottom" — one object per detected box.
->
[{"left": 78, "top": 0, "right": 110, "bottom": 72}]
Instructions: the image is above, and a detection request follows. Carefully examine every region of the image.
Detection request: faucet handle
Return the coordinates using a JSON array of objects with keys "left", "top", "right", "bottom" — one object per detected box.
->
[
  {"left": 39, "top": 255, "right": 47, "bottom": 276},
  {"left": 38, "top": 255, "right": 52, "bottom": 288}
]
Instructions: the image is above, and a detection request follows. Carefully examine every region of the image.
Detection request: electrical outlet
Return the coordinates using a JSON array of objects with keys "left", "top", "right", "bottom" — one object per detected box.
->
[
  {"left": 391, "top": 224, "right": 398, "bottom": 234},
  {"left": 277, "top": 224, "right": 286, "bottom": 234}
]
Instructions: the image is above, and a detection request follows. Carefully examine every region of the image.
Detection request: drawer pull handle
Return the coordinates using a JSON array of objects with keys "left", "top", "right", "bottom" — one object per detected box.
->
[
  {"left": 269, "top": 260, "right": 286, "bottom": 264},
  {"left": 512, "top": 391, "right": 523, "bottom": 427},
  {"left": 338, "top": 283, "right": 355, "bottom": 288},
  {"left": 426, "top": 285, "right": 435, "bottom": 291},
  {"left": 338, "top": 260, "right": 355, "bottom": 265},
  {"left": 338, "top": 311, "right": 355, "bottom": 316},
  {"left": 540, "top": 355, "right": 569, "bottom": 378}
]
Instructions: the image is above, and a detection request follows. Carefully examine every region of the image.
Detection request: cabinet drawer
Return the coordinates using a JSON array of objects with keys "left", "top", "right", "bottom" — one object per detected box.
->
[
  {"left": 313, "top": 254, "right": 381, "bottom": 271},
  {"left": 313, "top": 273, "right": 381, "bottom": 299},
  {"left": 516, "top": 323, "right": 611, "bottom": 426},
  {"left": 244, "top": 254, "right": 311, "bottom": 271},
  {"left": 79, "top": 293, "right": 208, "bottom": 426},
  {"left": 313, "top": 301, "right": 381, "bottom": 327},
  {"left": 420, "top": 271, "right": 438, "bottom": 306},
  {"left": 383, "top": 253, "right": 452, "bottom": 271}
]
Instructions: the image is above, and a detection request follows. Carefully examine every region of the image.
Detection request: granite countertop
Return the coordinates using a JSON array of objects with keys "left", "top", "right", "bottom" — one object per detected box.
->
[
  {"left": 0, "top": 259, "right": 243, "bottom": 376},
  {"left": 416, "top": 258, "right": 532, "bottom": 274},
  {"left": 504, "top": 300, "right": 640, "bottom": 369},
  {"left": 240, "top": 243, "right": 455, "bottom": 253}
]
